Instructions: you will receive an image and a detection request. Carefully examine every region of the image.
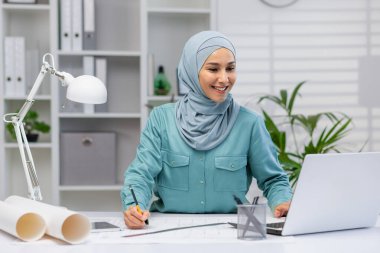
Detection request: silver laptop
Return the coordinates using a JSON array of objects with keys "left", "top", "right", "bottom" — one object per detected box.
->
[{"left": 267, "top": 152, "right": 380, "bottom": 236}]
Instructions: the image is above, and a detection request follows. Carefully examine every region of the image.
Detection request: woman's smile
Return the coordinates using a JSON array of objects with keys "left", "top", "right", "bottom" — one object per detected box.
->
[{"left": 212, "top": 85, "right": 229, "bottom": 92}]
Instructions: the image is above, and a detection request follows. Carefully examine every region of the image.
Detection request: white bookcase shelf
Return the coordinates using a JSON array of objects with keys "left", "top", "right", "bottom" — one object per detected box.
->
[
  {"left": 146, "top": 0, "right": 210, "bottom": 9},
  {"left": 3, "top": 95, "right": 51, "bottom": 100},
  {"left": 57, "top": 50, "right": 141, "bottom": 57},
  {"left": 59, "top": 185, "right": 123, "bottom": 192},
  {"left": 147, "top": 8, "right": 211, "bottom": 14},
  {"left": 4, "top": 143, "right": 52, "bottom": 149},
  {"left": 59, "top": 113, "right": 142, "bottom": 119},
  {"left": 2, "top": 3, "right": 50, "bottom": 11},
  {"left": 0, "top": 0, "right": 214, "bottom": 211},
  {"left": 147, "top": 95, "right": 181, "bottom": 101}
]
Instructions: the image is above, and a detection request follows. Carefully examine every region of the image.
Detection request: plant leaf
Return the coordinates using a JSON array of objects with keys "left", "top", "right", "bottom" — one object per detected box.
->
[
  {"left": 287, "top": 81, "right": 306, "bottom": 115},
  {"left": 280, "top": 89, "right": 288, "bottom": 112}
]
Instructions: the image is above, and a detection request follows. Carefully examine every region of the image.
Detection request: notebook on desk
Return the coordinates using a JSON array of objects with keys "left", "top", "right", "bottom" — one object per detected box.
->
[{"left": 267, "top": 152, "right": 380, "bottom": 236}]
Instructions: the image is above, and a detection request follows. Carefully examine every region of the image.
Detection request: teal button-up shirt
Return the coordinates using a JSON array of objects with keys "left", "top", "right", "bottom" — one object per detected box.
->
[{"left": 121, "top": 103, "right": 292, "bottom": 213}]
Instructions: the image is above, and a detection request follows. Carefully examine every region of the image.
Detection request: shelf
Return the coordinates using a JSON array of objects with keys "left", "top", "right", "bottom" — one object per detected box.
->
[
  {"left": 2, "top": 3, "right": 50, "bottom": 11},
  {"left": 59, "top": 185, "right": 123, "bottom": 191},
  {"left": 147, "top": 95, "right": 180, "bottom": 101},
  {"left": 4, "top": 142, "right": 52, "bottom": 149},
  {"left": 3, "top": 95, "right": 51, "bottom": 101},
  {"left": 57, "top": 50, "right": 141, "bottom": 57},
  {"left": 59, "top": 113, "right": 141, "bottom": 119},
  {"left": 148, "top": 7, "right": 211, "bottom": 14}
]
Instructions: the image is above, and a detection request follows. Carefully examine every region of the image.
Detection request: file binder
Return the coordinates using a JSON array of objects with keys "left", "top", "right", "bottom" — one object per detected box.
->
[
  {"left": 71, "top": 0, "right": 83, "bottom": 51},
  {"left": 26, "top": 49, "right": 40, "bottom": 94},
  {"left": 83, "top": 56, "right": 95, "bottom": 113},
  {"left": 95, "top": 58, "right": 108, "bottom": 112},
  {"left": 60, "top": 0, "right": 72, "bottom": 51},
  {"left": 14, "top": 37, "right": 26, "bottom": 96},
  {"left": 4, "top": 37, "right": 15, "bottom": 96},
  {"left": 83, "top": 0, "right": 96, "bottom": 50},
  {"left": 4, "top": 37, "right": 26, "bottom": 96}
]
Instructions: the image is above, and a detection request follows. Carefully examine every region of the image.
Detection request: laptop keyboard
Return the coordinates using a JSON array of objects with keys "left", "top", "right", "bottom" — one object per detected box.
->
[{"left": 267, "top": 222, "right": 285, "bottom": 229}]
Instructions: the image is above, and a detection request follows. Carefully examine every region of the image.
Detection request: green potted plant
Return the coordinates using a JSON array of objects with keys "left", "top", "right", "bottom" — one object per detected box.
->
[
  {"left": 257, "top": 81, "right": 356, "bottom": 186},
  {"left": 6, "top": 110, "right": 50, "bottom": 142}
]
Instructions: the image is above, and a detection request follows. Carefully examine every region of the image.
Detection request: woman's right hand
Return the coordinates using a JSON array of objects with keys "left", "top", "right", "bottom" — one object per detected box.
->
[{"left": 123, "top": 206, "right": 150, "bottom": 229}]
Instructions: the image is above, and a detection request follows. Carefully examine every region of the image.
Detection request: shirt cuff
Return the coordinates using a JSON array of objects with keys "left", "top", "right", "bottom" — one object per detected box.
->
[{"left": 268, "top": 192, "right": 292, "bottom": 212}]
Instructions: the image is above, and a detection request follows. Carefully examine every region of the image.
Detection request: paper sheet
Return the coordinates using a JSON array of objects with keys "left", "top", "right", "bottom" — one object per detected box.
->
[
  {"left": 0, "top": 212, "right": 294, "bottom": 245},
  {"left": 4, "top": 196, "right": 90, "bottom": 244},
  {"left": 0, "top": 201, "right": 45, "bottom": 241}
]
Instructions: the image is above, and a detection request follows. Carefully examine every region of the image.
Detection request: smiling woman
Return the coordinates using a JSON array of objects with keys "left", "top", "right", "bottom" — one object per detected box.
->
[
  {"left": 121, "top": 31, "right": 293, "bottom": 230},
  {"left": 199, "top": 48, "right": 237, "bottom": 103}
]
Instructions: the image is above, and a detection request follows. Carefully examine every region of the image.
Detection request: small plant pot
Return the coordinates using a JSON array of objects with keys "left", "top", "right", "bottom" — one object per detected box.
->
[
  {"left": 155, "top": 88, "right": 170, "bottom": 96},
  {"left": 26, "top": 134, "right": 39, "bottom": 142}
]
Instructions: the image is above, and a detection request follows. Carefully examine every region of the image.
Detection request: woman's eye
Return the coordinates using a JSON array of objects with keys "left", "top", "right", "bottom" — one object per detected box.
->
[
  {"left": 207, "top": 68, "right": 218, "bottom": 72},
  {"left": 227, "top": 67, "right": 235, "bottom": 72}
]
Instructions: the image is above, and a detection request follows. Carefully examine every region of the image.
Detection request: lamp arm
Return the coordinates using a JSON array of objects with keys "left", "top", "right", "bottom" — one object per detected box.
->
[
  {"left": 12, "top": 120, "right": 42, "bottom": 200},
  {"left": 18, "top": 61, "right": 52, "bottom": 121},
  {"left": 2, "top": 53, "right": 58, "bottom": 201},
  {"left": 19, "top": 53, "right": 70, "bottom": 121}
]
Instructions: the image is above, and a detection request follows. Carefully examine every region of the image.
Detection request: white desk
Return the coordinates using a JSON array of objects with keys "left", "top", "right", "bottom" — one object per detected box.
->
[{"left": 1, "top": 212, "right": 379, "bottom": 253}]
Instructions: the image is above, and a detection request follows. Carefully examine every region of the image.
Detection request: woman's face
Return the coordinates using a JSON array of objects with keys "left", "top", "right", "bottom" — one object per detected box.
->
[{"left": 198, "top": 48, "right": 236, "bottom": 103}]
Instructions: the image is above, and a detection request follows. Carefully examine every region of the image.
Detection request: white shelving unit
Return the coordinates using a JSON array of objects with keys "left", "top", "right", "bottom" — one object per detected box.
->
[
  {"left": 0, "top": 0, "right": 214, "bottom": 211},
  {"left": 0, "top": 0, "right": 52, "bottom": 203},
  {"left": 141, "top": 0, "right": 215, "bottom": 126},
  {"left": 49, "top": 0, "right": 142, "bottom": 211}
]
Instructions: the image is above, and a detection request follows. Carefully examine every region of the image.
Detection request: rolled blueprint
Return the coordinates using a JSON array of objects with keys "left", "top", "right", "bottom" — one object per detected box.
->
[
  {"left": 5, "top": 196, "right": 91, "bottom": 244},
  {"left": 0, "top": 200, "right": 46, "bottom": 241}
]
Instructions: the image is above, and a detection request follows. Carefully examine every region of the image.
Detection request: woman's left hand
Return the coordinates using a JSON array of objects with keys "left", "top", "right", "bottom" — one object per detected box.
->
[{"left": 273, "top": 202, "right": 290, "bottom": 218}]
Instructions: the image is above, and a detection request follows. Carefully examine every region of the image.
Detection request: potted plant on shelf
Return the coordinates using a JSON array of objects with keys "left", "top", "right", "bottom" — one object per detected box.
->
[
  {"left": 257, "top": 81, "right": 357, "bottom": 186},
  {"left": 6, "top": 110, "right": 50, "bottom": 143}
]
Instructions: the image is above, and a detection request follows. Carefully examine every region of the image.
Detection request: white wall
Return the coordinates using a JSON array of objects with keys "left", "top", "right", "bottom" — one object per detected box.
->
[{"left": 216, "top": 0, "right": 380, "bottom": 152}]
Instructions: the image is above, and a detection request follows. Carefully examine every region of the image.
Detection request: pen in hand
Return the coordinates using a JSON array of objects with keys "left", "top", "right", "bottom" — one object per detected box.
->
[{"left": 129, "top": 185, "right": 149, "bottom": 225}]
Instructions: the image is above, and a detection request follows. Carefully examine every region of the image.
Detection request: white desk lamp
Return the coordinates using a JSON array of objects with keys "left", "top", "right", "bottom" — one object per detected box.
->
[{"left": 3, "top": 53, "right": 107, "bottom": 201}]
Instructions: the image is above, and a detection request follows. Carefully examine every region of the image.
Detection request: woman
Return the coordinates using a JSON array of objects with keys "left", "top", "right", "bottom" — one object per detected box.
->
[{"left": 121, "top": 31, "right": 292, "bottom": 229}]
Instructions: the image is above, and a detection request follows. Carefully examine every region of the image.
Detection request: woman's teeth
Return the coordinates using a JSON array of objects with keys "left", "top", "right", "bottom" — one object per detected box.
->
[{"left": 213, "top": 86, "right": 227, "bottom": 91}]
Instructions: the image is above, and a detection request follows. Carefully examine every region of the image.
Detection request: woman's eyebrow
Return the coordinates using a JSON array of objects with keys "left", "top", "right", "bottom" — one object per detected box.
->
[
  {"left": 204, "top": 61, "right": 236, "bottom": 66},
  {"left": 204, "top": 62, "right": 219, "bottom": 66}
]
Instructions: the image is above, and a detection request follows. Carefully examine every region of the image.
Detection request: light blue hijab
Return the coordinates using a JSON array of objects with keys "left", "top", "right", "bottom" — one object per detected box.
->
[{"left": 175, "top": 31, "right": 240, "bottom": 150}]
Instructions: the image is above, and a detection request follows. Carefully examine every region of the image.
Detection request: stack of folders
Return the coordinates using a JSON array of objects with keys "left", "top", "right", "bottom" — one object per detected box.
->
[
  {"left": 82, "top": 56, "right": 108, "bottom": 114},
  {"left": 60, "top": 0, "right": 96, "bottom": 51},
  {"left": 4, "top": 37, "right": 26, "bottom": 97}
]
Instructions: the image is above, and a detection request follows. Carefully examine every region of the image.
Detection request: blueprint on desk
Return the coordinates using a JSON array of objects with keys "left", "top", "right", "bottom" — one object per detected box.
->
[
  {"left": 0, "top": 213, "right": 293, "bottom": 245},
  {"left": 86, "top": 213, "right": 292, "bottom": 244}
]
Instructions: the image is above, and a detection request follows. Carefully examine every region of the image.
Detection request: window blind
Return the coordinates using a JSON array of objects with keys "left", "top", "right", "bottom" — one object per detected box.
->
[{"left": 217, "top": 0, "right": 380, "bottom": 151}]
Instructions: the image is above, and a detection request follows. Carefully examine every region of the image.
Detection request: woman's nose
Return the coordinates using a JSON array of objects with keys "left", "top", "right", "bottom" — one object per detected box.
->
[{"left": 218, "top": 70, "right": 229, "bottom": 83}]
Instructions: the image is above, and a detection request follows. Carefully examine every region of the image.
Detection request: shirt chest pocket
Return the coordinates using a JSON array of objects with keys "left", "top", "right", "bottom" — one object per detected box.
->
[
  {"left": 214, "top": 156, "right": 248, "bottom": 192},
  {"left": 158, "top": 151, "right": 190, "bottom": 191}
]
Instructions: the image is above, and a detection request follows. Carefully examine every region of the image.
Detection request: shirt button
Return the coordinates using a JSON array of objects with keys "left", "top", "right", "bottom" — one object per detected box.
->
[
  {"left": 231, "top": 164, "right": 235, "bottom": 168},
  {"left": 200, "top": 201, "right": 205, "bottom": 205},
  {"left": 199, "top": 156, "right": 204, "bottom": 161},
  {"left": 200, "top": 180, "right": 204, "bottom": 184},
  {"left": 171, "top": 161, "right": 175, "bottom": 165}
]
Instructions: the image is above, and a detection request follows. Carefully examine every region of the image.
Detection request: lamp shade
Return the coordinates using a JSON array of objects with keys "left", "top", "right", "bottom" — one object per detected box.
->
[{"left": 65, "top": 75, "right": 107, "bottom": 104}]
